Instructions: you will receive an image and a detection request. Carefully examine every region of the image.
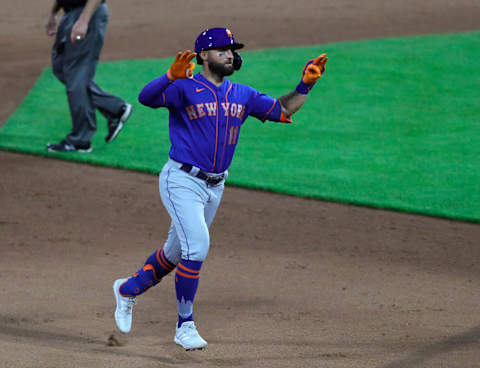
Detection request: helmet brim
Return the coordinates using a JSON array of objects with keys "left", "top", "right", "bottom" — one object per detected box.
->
[
  {"left": 231, "top": 43, "right": 244, "bottom": 50},
  {"left": 199, "top": 43, "right": 244, "bottom": 52}
]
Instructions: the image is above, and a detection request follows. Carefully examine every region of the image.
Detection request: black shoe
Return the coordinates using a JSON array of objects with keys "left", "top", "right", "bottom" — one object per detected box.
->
[
  {"left": 106, "top": 103, "right": 133, "bottom": 143},
  {"left": 46, "top": 140, "right": 92, "bottom": 153}
]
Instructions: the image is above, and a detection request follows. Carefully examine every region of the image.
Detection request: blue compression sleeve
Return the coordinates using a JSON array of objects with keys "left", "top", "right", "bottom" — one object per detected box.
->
[{"left": 138, "top": 73, "right": 172, "bottom": 107}]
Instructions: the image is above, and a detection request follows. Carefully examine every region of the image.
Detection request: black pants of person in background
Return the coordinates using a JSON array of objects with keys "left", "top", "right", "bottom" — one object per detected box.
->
[{"left": 51, "top": 2, "right": 126, "bottom": 148}]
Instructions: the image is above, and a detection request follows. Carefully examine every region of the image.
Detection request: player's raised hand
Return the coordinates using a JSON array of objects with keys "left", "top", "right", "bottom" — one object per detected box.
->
[
  {"left": 302, "top": 54, "right": 328, "bottom": 85},
  {"left": 167, "top": 50, "right": 197, "bottom": 81}
]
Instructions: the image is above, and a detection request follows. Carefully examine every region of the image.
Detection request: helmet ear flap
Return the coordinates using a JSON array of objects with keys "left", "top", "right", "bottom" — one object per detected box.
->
[
  {"left": 233, "top": 51, "right": 242, "bottom": 71},
  {"left": 196, "top": 54, "right": 203, "bottom": 65}
]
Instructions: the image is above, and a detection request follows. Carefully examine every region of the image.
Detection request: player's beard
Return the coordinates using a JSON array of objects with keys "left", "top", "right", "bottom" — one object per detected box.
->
[{"left": 209, "top": 59, "right": 234, "bottom": 77}]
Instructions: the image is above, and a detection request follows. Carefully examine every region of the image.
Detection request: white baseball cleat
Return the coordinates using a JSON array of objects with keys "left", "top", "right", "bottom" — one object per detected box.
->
[
  {"left": 113, "top": 278, "right": 136, "bottom": 333},
  {"left": 174, "top": 321, "right": 208, "bottom": 350}
]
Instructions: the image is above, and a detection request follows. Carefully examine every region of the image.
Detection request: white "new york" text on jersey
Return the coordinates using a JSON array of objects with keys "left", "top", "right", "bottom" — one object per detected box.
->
[{"left": 185, "top": 103, "right": 246, "bottom": 121}]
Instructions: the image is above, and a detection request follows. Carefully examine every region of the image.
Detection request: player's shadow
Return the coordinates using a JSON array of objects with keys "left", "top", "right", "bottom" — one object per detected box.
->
[{"left": 380, "top": 324, "right": 480, "bottom": 368}]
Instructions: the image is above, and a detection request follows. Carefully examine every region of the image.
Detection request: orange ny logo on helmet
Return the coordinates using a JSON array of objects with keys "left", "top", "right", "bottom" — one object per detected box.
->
[{"left": 225, "top": 29, "right": 233, "bottom": 40}]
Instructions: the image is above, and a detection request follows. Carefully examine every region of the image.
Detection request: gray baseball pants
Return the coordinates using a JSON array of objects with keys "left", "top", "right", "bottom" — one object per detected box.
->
[{"left": 52, "top": 3, "right": 125, "bottom": 146}]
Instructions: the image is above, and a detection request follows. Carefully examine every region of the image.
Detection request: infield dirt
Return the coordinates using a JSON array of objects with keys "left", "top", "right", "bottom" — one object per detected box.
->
[{"left": 1, "top": 1, "right": 480, "bottom": 367}]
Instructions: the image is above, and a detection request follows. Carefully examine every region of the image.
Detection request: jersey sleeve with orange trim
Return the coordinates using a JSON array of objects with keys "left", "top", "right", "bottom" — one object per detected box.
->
[
  {"left": 245, "top": 86, "right": 283, "bottom": 123},
  {"left": 138, "top": 73, "right": 182, "bottom": 109}
]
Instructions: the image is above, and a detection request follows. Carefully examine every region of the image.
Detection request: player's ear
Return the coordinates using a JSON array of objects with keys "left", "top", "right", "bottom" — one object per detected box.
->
[{"left": 199, "top": 50, "right": 208, "bottom": 64}]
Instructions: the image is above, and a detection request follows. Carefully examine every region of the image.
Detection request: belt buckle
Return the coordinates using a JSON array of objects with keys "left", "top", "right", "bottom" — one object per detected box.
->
[{"left": 206, "top": 173, "right": 224, "bottom": 187}]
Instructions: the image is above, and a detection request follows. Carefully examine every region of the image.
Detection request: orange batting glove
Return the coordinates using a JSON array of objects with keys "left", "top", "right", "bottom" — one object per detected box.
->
[
  {"left": 296, "top": 53, "right": 328, "bottom": 94},
  {"left": 167, "top": 50, "right": 197, "bottom": 81},
  {"left": 302, "top": 54, "right": 328, "bottom": 84}
]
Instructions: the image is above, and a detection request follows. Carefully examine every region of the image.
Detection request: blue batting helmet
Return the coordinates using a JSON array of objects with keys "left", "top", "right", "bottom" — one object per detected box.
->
[{"left": 194, "top": 27, "right": 244, "bottom": 53}]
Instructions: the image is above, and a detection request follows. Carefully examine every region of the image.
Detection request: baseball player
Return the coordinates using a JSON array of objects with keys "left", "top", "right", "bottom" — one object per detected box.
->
[{"left": 113, "top": 27, "right": 327, "bottom": 350}]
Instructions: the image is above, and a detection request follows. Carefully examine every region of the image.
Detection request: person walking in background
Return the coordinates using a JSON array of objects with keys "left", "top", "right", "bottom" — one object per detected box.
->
[
  {"left": 45, "top": 0, "right": 132, "bottom": 153},
  {"left": 112, "top": 27, "right": 327, "bottom": 350}
]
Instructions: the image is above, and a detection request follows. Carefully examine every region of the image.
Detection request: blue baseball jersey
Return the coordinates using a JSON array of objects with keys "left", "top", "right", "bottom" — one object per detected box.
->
[{"left": 139, "top": 73, "right": 283, "bottom": 173}]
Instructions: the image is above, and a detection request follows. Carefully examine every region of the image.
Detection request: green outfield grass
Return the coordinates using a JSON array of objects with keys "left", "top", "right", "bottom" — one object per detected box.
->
[{"left": 1, "top": 32, "right": 479, "bottom": 221}]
